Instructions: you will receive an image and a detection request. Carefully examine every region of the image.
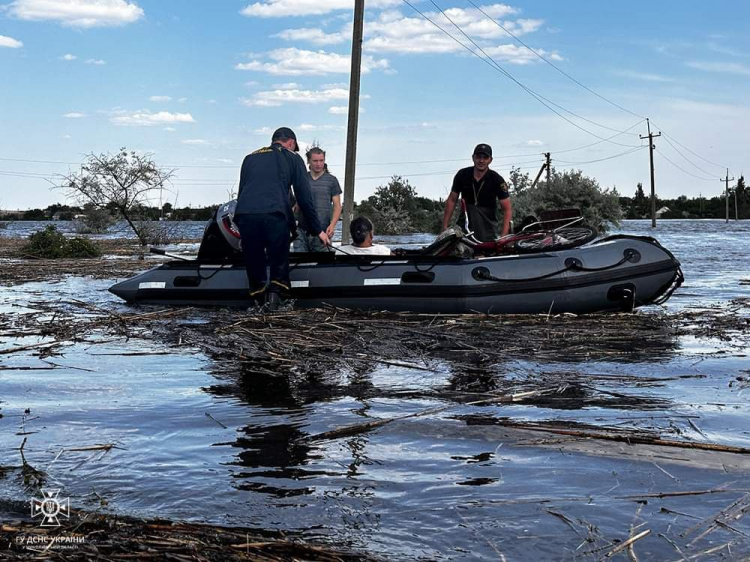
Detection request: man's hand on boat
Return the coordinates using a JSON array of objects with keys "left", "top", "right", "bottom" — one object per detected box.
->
[{"left": 318, "top": 231, "right": 331, "bottom": 246}]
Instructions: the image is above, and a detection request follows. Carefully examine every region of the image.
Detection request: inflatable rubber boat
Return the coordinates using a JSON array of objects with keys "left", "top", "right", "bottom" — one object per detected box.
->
[{"left": 109, "top": 203, "right": 682, "bottom": 314}]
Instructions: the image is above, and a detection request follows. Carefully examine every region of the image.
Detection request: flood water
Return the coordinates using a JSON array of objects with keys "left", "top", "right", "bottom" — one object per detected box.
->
[{"left": 1, "top": 219, "right": 749, "bottom": 560}]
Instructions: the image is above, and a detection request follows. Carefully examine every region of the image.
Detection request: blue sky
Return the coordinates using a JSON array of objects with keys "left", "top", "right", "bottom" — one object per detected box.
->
[{"left": 1, "top": 0, "right": 748, "bottom": 210}]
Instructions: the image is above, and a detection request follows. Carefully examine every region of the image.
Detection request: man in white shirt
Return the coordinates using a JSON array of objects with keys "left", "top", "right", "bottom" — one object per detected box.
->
[{"left": 339, "top": 216, "right": 391, "bottom": 255}]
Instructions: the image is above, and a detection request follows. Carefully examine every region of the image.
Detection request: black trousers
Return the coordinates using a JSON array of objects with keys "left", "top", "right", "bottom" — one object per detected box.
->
[{"left": 234, "top": 212, "right": 290, "bottom": 294}]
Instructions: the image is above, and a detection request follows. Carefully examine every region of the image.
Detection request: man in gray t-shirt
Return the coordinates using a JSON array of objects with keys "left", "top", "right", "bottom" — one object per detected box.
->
[{"left": 293, "top": 146, "right": 342, "bottom": 252}]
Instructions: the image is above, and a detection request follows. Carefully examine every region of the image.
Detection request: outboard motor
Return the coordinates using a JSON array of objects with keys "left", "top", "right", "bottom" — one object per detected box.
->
[{"left": 197, "top": 200, "right": 242, "bottom": 261}]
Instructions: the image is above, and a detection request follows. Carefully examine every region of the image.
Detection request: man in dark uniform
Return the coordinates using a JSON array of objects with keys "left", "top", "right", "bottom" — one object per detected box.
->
[
  {"left": 235, "top": 127, "right": 330, "bottom": 309},
  {"left": 442, "top": 143, "right": 512, "bottom": 242}
]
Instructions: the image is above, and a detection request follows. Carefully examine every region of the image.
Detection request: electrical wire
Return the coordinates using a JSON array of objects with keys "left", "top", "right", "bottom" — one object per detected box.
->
[
  {"left": 464, "top": 0, "right": 646, "bottom": 120},
  {"left": 555, "top": 145, "right": 646, "bottom": 165},
  {"left": 408, "top": 0, "right": 641, "bottom": 147},
  {"left": 649, "top": 120, "right": 728, "bottom": 170},
  {"left": 658, "top": 134, "right": 721, "bottom": 178},
  {"left": 654, "top": 148, "right": 717, "bottom": 182}
]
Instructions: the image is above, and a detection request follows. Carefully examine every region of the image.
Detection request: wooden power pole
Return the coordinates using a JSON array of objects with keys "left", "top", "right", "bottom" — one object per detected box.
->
[
  {"left": 531, "top": 153, "right": 552, "bottom": 188},
  {"left": 341, "top": 0, "right": 365, "bottom": 245},
  {"left": 640, "top": 119, "right": 661, "bottom": 228}
]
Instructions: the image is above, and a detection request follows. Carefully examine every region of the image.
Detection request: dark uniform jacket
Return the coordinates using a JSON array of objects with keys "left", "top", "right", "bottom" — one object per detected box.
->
[{"left": 236, "top": 142, "right": 324, "bottom": 236}]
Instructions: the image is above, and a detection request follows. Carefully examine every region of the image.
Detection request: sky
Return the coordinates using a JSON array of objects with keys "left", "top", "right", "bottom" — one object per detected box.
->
[{"left": 0, "top": 0, "right": 748, "bottom": 210}]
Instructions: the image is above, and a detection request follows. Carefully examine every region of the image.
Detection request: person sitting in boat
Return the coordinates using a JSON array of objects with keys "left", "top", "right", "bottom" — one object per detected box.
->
[
  {"left": 339, "top": 216, "right": 391, "bottom": 255},
  {"left": 292, "top": 145, "right": 342, "bottom": 252},
  {"left": 441, "top": 143, "right": 512, "bottom": 242}
]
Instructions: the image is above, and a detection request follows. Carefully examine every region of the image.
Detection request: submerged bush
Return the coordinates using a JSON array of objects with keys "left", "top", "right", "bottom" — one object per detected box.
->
[
  {"left": 24, "top": 225, "right": 101, "bottom": 258},
  {"left": 511, "top": 168, "right": 623, "bottom": 234},
  {"left": 74, "top": 204, "right": 115, "bottom": 234}
]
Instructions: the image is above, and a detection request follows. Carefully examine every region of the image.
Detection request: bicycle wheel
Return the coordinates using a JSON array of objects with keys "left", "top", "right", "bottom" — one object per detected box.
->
[{"left": 513, "top": 227, "right": 596, "bottom": 253}]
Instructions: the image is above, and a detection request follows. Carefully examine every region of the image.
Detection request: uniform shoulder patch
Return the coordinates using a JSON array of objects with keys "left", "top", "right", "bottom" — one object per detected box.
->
[{"left": 251, "top": 146, "right": 272, "bottom": 155}]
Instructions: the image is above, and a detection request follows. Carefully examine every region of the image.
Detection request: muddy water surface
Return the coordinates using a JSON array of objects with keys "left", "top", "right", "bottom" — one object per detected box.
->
[{"left": 1, "top": 219, "right": 749, "bottom": 560}]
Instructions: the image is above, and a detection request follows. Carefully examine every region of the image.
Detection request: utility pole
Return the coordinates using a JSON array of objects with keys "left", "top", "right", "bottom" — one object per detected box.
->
[
  {"left": 341, "top": 0, "right": 364, "bottom": 245},
  {"left": 722, "top": 169, "right": 734, "bottom": 224},
  {"left": 640, "top": 118, "right": 661, "bottom": 228},
  {"left": 531, "top": 153, "right": 551, "bottom": 188}
]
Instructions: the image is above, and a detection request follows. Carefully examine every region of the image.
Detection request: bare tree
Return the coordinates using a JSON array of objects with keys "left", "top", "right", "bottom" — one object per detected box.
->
[{"left": 59, "top": 148, "right": 174, "bottom": 246}]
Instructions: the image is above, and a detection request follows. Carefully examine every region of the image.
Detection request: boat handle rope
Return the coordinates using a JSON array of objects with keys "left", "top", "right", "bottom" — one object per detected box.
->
[
  {"left": 651, "top": 266, "right": 684, "bottom": 305},
  {"left": 474, "top": 251, "right": 634, "bottom": 284}
]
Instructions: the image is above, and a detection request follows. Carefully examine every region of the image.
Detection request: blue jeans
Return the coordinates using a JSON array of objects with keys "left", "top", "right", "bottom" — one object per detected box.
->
[
  {"left": 292, "top": 229, "right": 327, "bottom": 252},
  {"left": 234, "top": 212, "right": 290, "bottom": 294}
]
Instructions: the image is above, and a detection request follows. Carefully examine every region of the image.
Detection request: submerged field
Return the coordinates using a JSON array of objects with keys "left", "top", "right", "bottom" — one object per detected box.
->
[{"left": 0, "top": 219, "right": 748, "bottom": 560}]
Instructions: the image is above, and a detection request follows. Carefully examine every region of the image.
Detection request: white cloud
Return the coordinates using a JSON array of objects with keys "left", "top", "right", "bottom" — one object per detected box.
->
[
  {"left": 328, "top": 105, "right": 365, "bottom": 114},
  {"left": 241, "top": 0, "right": 399, "bottom": 18},
  {"left": 274, "top": 27, "right": 346, "bottom": 45},
  {"left": 110, "top": 110, "right": 195, "bottom": 126},
  {"left": 613, "top": 69, "right": 673, "bottom": 82},
  {"left": 0, "top": 35, "right": 23, "bottom": 48},
  {"left": 61, "top": 53, "right": 77, "bottom": 60},
  {"left": 241, "top": 87, "right": 352, "bottom": 107},
  {"left": 253, "top": 126, "right": 274, "bottom": 135},
  {"left": 206, "top": 99, "right": 217, "bottom": 104},
  {"left": 298, "top": 123, "right": 345, "bottom": 132},
  {"left": 483, "top": 44, "right": 562, "bottom": 64},
  {"left": 361, "top": 7, "right": 558, "bottom": 64},
  {"left": 706, "top": 42, "right": 747, "bottom": 58},
  {"left": 8, "top": 0, "right": 143, "bottom": 28},
  {"left": 86, "top": 58, "right": 106, "bottom": 65},
  {"left": 149, "top": 95, "right": 172, "bottom": 102},
  {"left": 63, "top": 112, "right": 86, "bottom": 118},
  {"left": 236, "top": 47, "right": 389, "bottom": 75},
  {"left": 272, "top": 82, "right": 302, "bottom": 90},
  {"left": 526, "top": 139, "right": 544, "bottom": 146},
  {"left": 665, "top": 97, "right": 741, "bottom": 118},
  {"left": 686, "top": 60, "right": 750, "bottom": 76},
  {"left": 177, "top": 97, "right": 187, "bottom": 103},
  {"left": 181, "top": 139, "right": 210, "bottom": 146}
]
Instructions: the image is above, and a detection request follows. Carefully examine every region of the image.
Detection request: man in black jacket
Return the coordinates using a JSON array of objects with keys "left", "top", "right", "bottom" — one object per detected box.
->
[{"left": 235, "top": 127, "right": 330, "bottom": 309}]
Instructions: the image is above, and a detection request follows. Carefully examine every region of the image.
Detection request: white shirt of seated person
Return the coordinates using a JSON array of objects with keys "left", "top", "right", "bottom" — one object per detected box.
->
[{"left": 339, "top": 226, "right": 391, "bottom": 255}]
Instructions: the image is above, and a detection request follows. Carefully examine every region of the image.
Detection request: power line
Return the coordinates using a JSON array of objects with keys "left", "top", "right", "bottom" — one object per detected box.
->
[
  {"left": 464, "top": 0, "right": 646, "bottom": 120},
  {"left": 658, "top": 134, "right": 720, "bottom": 179},
  {"left": 553, "top": 120, "right": 646, "bottom": 155},
  {"left": 649, "top": 120, "right": 727, "bottom": 170},
  {"left": 654, "top": 148, "right": 717, "bottom": 182},
  {"left": 555, "top": 146, "right": 646, "bottom": 165},
  {"left": 406, "top": 0, "right": 642, "bottom": 147}
]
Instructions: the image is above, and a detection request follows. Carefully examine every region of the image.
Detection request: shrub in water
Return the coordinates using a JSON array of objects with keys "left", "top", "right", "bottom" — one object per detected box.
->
[{"left": 25, "top": 225, "right": 101, "bottom": 258}]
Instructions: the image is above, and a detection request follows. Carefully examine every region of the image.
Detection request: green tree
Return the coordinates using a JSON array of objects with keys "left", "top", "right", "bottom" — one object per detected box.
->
[
  {"left": 511, "top": 169, "right": 623, "bottom": 233},
  {"left": 59, "top": 148, "right": 174, "bottom": 246},
  {"left": 23, "top": 209, "right": 47, "bottom": 220},
  {"left": 509, "top": 166, "right": 531, "bottom": 193},
  {"left": 736, "top": 176, "right": 748, "bottom": 219},
  {"left": 75, "top": 202, "right": 115, "bottom": 233},
  {"left": 356, "top": 176, "right": 444, "bottom": 234}
]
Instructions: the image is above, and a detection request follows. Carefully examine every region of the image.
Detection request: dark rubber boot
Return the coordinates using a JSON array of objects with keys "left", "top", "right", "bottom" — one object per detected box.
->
[{"left": 264, "top": 291, "right": 281, "bottom": 312}]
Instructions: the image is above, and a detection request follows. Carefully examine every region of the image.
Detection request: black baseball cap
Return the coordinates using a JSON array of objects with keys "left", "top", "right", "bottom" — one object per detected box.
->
[
  {"left": 473, "top": 143, "right": 492, "bottom": 157},
  {"left": 271, "top": 127, "right": 299, "bottom": 151}
]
